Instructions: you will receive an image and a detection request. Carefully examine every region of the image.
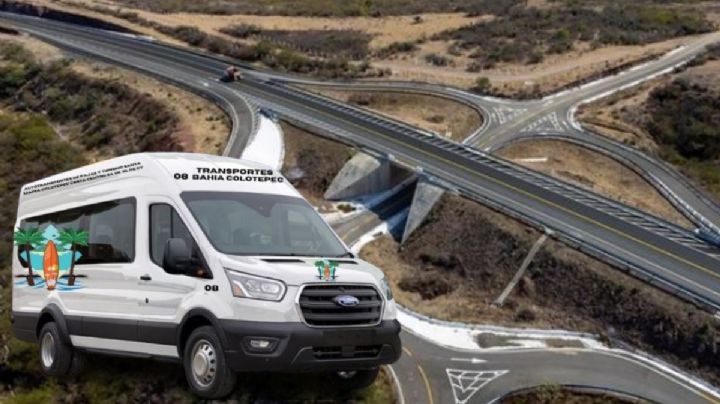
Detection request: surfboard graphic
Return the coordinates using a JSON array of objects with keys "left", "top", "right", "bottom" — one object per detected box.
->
[{"left": 43, "top": 240, "right": 59, "bottom": 291}]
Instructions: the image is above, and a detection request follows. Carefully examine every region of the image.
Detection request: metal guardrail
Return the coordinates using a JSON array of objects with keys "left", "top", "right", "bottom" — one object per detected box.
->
[
  {"left": 578, "top": 128, "right": 720, "bottom": 236},
  {"left": 274, "top": 78, "right": 494, "bottom": 141},
  {"left": 2, "top": 14, "right": 260, "bottom": 160},
  {"left": 265, "top": 82, "right": 718, "bottom": 253},
  {"left": 9, "top": 11, "right": 719, "bottom": 238},
  {"left": 498, "top": 131, "right": 720, "bottom": 240},
  {"left": 26, "top": 11, "right": 717, "bottom": 310},
  {"left": 247, "top": 83, "right": 720, "bottom": 312}
]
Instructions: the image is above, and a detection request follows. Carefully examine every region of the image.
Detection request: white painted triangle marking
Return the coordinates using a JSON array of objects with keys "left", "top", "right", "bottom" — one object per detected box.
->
[{"left": 446, "top": 368, "right": 508, "bottom": 404}]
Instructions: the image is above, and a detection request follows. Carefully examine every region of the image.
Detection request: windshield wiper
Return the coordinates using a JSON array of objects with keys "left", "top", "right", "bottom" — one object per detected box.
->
[{"left": 333, "top": 252, "right": 355, "bottom": 258}]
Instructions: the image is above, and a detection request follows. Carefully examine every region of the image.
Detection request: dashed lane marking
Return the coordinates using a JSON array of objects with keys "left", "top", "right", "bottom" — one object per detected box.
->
[{"left": 417, "top": 364, "right": 434, "bottom": 404}]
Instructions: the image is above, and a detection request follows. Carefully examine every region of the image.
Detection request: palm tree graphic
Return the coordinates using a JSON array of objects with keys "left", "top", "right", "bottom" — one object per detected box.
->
[
  {"left": 58, "top": 228, "right": 89, "bottom": 286},
  {"left": 13, "top": 228, "right": 44, "bottom": 286},
  {"left": 314, "top": 259, "right": 338, "bottom": 280}
]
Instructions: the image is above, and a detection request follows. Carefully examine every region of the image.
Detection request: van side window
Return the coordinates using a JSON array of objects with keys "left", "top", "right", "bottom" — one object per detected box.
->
[
  {"left": 149, "top": 204, "right": 209, "bottom": 277},
  {"left": 17, "top": 198, "right": 136, "bottom": 266}
]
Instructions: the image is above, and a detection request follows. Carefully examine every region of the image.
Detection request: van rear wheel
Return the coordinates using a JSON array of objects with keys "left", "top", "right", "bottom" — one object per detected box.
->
[
  {"left": 183, "top": 326, "right": 236, "bottom": 398},
  {"left": 38, "top": 322, "right": 74, "bottom": 377}
]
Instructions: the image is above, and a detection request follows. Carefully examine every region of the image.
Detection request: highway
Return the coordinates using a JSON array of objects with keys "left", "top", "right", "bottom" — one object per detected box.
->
[
  {"left": 2, "top": 11, "right": 720, "bottom": 403},
  {"left": 470, "top": 31, "right": 720, "bottom": 232},
  {"left": 3, "top": 12, "right": 720, "bottom": 311},
  {"left": 277, "top": 31, "right": 720, "bottom": 232},
  {"left": 330, "top": 205, "right": 719, "bottom": 403}
]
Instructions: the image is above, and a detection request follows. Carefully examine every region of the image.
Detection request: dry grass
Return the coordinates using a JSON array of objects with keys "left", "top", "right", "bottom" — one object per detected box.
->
[
  {"left": 0, "top": 32, "right": 64, "bottom": 61},
  {"left": 30, "top": 0, "right": 188, "bottom": 45},
  {"left": 363, "top": 232, "right": 539, "bottom": 327},
  {"left": 2, "top": 32, "right": 230, "bottom": 155},
  {"left": 359, "top": 194, "right": 692, "bottom": 332},
  {"left": 281, "top": 121, "right": 353, "bottom": 209},
  {"left": 577, "top": 55, "right": 720, "bottom": 203},
  {"left": 72, "top": 62, "right": 229, "bottom": 154},
  {"left": 497, "top": 139, "right": 691, "bottom": 227},
  {"left": 577, "top": 79, "right": 666, "bottom": 153},
  {"left": 51, "top": 0, "right": 485, "bottom": 49},
  {"left": 26, "top": 0, "right": 716, "bottom": 97},
  {"left": 578, "top": 50, "right": 720, "bottom": 149},
  {"left": 374, "top": 34, "right": 693, "bottom": 90},
  {"left": 300, "top": 87, "right": 482, "bottom": 141},
  {"left": 360, "top": 194, "right": 720, "bottom": 384}
]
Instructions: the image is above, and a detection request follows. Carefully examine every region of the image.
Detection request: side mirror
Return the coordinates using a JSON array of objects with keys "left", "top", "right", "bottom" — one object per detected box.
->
[{"left": 163, "top": 238, "right": 191, "bottom": 274}]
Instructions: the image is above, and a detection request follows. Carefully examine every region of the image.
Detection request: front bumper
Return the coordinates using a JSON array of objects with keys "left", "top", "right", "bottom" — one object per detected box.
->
[{"left": 219, "top": 319, "right": 401, "bottom": 372}]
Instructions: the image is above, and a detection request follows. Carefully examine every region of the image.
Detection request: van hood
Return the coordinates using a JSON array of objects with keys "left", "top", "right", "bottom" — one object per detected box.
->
[{"left": 220, "top": 255, "right": 385, "bottom": 286}]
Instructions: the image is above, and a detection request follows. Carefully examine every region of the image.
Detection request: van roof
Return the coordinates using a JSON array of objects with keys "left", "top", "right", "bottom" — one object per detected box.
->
[{"left": 17, "top": 153, "right": 297, "bottom": 219}]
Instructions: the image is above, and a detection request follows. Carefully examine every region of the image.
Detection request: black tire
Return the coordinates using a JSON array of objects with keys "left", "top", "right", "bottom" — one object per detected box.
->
[
  {"left": 38, "top": 322, "right": 73, "bottom": 377},
  {"left": 183, "top": 326, "right": 236, "bottom": 399},
  {"left": 68, "top": 350, "right": 86, "bottom": 377},
  {"left": 333, "top": 367, "right": 380, "bottom": 391}
]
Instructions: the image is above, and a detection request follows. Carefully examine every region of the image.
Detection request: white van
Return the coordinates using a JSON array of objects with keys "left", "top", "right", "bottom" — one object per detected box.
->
[{"left": 11, "top": 153, "right": 401, "bottom": 398}]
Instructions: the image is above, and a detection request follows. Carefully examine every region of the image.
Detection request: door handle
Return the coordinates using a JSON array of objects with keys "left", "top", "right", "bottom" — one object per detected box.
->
[{"left": 140, "top": 274, "right": 152, "bottom": 281}]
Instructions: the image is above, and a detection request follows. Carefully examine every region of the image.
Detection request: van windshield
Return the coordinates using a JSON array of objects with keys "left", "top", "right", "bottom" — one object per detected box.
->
[{"left": 181, "top": 191, "right": 348, "bottom": 257}]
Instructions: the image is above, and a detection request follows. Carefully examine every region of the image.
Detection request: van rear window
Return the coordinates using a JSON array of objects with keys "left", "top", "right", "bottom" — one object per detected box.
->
[{"left": 17, "top": 197, "right": 136, "bottom": 266}]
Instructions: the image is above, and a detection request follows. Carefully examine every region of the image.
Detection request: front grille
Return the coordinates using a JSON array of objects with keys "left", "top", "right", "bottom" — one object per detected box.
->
[
  {"left": 298, "top": 284, "right": 383, "bottom": 327},
  {"left": 313, "top": 345, "right": 382, "bottom": 360}
]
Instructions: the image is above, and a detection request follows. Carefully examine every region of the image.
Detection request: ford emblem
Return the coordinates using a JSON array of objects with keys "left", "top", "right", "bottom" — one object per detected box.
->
[{"left": 333, "top": 294, "right": 360, "bottom": 307}]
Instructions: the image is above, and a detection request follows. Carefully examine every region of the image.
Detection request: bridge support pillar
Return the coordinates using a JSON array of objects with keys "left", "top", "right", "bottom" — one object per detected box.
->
[
  {"left": 401, "top": 179, "right": 445, "bottom": 244},
  {"left": 324, "top": 152, "right": 406, "bottom": 200}
]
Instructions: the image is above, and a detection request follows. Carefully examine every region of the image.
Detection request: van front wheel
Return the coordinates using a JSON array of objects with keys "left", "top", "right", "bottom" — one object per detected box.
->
[
  {"left": 183, "top": 326, "right": 236, "bottom": 399},
  {"left": 38, "top": 322, "right": 74, "bottom": 377}
]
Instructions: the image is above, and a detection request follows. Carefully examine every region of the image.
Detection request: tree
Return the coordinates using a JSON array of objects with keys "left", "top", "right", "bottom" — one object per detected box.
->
[
  {"left": 58, "top": 228, "right": 89, "bottom": 286},
  {"left": 13, "top": 228, "right": 44, "bottom": 286}
]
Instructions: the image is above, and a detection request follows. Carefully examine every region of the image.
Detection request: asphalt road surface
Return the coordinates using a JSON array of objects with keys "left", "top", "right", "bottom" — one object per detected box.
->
[
  {"left": 2, "top": 12, "right": 720, "bottom": 402},
  {"left": 398, "top": 330, "right": 718, "bottom": 404},
  {"left": 331, "top": 206, "right": 718, "bottom": 403},
  {"left": 278, "top": 32, "right": 720, "bottom": 232},
  {"left": 3, "top": 12, "right": 720, "bottom": 312}
]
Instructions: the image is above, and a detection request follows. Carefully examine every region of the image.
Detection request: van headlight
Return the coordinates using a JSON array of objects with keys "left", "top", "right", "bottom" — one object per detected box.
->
[
  {"left": 381, "top": 277, "right": 393, "bottom": 301},
  {"left": 225, "top": 269, "right": 286, "bottom": 301}
]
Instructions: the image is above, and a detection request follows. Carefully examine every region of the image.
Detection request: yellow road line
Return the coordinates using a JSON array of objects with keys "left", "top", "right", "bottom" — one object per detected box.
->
[
  {"left": 417, "top": 364, "right": 434, "bottom": 404},
  {"left": 402, "top": 346, "right": 414, "bottom": 357},
  {"left": 265, "top": 88, "right": 720, "bottom": 286}
]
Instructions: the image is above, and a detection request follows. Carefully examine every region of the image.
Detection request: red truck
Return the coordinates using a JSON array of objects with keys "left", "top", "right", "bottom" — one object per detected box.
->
[{"left": 222, "top": 66, "right": 243, "bottom": 82}]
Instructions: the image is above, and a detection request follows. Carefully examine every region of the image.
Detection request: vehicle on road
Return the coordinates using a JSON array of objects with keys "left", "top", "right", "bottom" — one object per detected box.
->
[
  {"left": 695, "top": 226, "right": 720, "bottom": 247},
  {"left": 222, "top": 65, "right": 243, "bottom": 82},
  {"left": 11, "top": 153, "right": 401, "bottom": 399}
]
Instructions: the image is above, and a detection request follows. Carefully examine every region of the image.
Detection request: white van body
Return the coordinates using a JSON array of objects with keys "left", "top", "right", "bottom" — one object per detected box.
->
[{"left": 11, "top": 153, "right": 400, "bottom": 393}]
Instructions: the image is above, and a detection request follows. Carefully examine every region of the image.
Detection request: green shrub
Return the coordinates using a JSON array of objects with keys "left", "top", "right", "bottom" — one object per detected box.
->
[
  {"left": 472, "top": 76, "right": 492, "bottom": 94},
  {"left": 437, "top": 4, "right": 713, "bottom": 65},
  {"left": 425, "top": 53, "right": 450, "bottom": 66},
  {"left": 219, "top": 23, "right": 262, "bottom": 39},
  {"left": 109, "top": 0, "right": 524, "bottom": 17}
]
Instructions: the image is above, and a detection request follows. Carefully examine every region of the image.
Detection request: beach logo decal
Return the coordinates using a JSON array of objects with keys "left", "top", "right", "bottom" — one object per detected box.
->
[
  {"left": 14, "top": 225, "right": 88, "bottom": 290},
  {"left": 314, "top": 259, "right": 338, "bottom": 281}
]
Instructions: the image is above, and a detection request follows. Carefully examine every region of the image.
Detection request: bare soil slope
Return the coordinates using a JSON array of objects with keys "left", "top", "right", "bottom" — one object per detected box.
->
[
  {"left": 362, "top": 194, "right": 720, "bottom": 385},
  {"left": 21, "top": 0, "right": 719, "bottom": 96},
  {"left": 281, "top": 122, "right": 354, "bottom": 207},
  {"left": 498, "top": 139, "right": 691, "bottom": 227},
  {"left": 302, "top": 87, "right": 482, "bottom": 141},
  {"left": 578, "top": 47, "right": 720, "bottom": 202}
]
